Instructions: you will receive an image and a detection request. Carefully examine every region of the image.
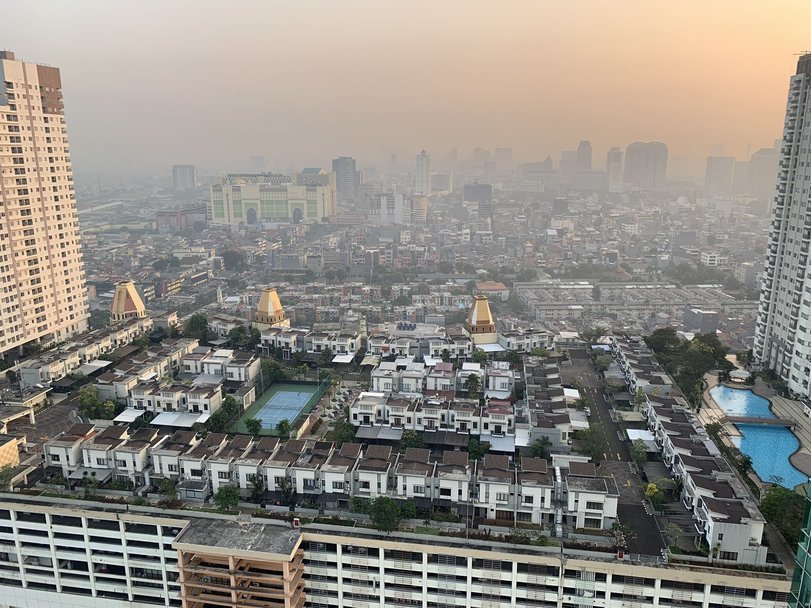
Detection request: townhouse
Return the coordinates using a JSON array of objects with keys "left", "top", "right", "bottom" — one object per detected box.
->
[
  {"left": 643, "top": 393, "right": 769, "bottom": 564},
  {"left": 18, "top": 317, "right": 154, "bottom": 389}
]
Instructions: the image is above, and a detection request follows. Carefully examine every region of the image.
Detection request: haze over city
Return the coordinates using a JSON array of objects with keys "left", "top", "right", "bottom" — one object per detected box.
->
[
  {"left": 3, "top": 0, "right": 811, "bottom": 178},
  {"left": 6, "top": 3, "right": 811, "bottom": 608}
]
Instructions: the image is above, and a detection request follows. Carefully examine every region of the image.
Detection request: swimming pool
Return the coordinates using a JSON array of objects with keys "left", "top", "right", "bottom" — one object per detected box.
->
[
  {"left": 709, "top": 385, "right": 772, "bottom": 417},
  {"left": 709, "top": 384, "right": 807, "bottom": 489},
  {"left": 730, "top": 425, "right": 807, "bottom": 488}
]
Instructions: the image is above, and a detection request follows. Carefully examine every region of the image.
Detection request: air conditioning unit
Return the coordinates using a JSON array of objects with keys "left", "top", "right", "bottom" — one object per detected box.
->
[{"left": 292, "top": 517, "right": 301, "bottom": 529}]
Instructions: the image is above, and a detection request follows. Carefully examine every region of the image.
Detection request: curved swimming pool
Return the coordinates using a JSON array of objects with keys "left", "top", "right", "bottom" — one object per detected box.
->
[
  {"left": 709, "top": 384, "right": 772, "bottom": 417},
  {"left": 709, "top": 384, "right": 807, "bottom": 489}
]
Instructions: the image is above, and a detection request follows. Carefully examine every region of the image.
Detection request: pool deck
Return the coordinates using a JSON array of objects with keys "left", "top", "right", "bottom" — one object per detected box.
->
[{"left": 701, "top": 374, "right": 811, "bottom": 480}]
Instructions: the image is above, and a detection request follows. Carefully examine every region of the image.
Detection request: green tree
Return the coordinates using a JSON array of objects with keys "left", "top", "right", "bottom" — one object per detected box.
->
[
  {"left": 582, "top": 328, "right": 606, "bottom": 344},
  {"left": 530, "top": 347, "right": 548, "bottom": 357},
  {"left": 440, "top": 349, "right": 451, "bottom": 363},
  {"left": 464, "top": 373, "right": 481, "bottom": 398},
  {"left": 594, "top": 355, "right": 613, "bottom": 372},
  {"left": 332, "top": 416, "right": 356, "bottom": 445},
  {"left": 630, "top": 438, "right": 648, "bottom": 469},
  {"left": 184, "top": 313, "right": 209, "bottom": 340},
  {"left": 83, "top": 474, "right": 99, "bottom": 500},
  {"left": 578, "top": 427, "right": 609, "bottom": 464},
  {"left": 245, "top": 417, "right": 263, "bottom": 437},
  {"left": 276, "top": 418, "right": 291, "bottom": 439},
  {"left": 399, "top": 500, "right": 418, "bottom": 520},
  {"left": 530, "top": 437, "right": 552, "bottom": 459},
  {"left": 278, "top": 477, "right": 294, "bottom": 506},
  {"left": 760, "top": 486, "right": 805, "bottom": 548},
  {"left": 0, "top": 465, "right": 14, "bottom": 491},
  {"left": 370, "top": 496, "right": 401, "bottom": 533},
  {"left": 228, "top": 325, "right": 249, "bottom": 347},
  {"left": 471, "top": 349, "right": 488, "bottom": 365},
  {"left": 468, "top": 437, "right": 490, "bottom": 461},
  {"left": 505, "top": 350, "right": 522, "bottom": 367},
  {"left": 645, "top": 482, "right": 663, "bottom": 509},
  {"left": 213, "top": 485, "right": 240, "bottom": 511},
  {"left": 260, "top": 357, "right": 286, "bottom": 389},
  {"left": 249, "top": 474, "right": 265, "bottom": 504},
  {"left": 399, "top": 430, "right": 425, "bottom": 451},
  {"left": 320, "top": 346, "right": 334, "bottom": 365},
  {"left": 158, "top": 477, "right": 176, "bottom": 499}
]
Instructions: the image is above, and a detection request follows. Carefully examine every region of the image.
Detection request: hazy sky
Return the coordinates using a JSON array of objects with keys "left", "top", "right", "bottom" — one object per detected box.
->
[{"left": 3, "top": 0, "right": 811, "bottom": 178}]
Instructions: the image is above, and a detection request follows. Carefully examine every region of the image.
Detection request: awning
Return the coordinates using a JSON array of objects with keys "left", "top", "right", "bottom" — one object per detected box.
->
[
  {"left": 152, "top": 412, "right": 210, "bottom": 427},
  {"left": 354, "top": 426, "right": 404, "bottom": 441},
  {"left": 332, "top": 354, "right": 355, "bottom": 364},
  {"left": 627, "top": 428, "right": 657, "bottom": 451},
  {"left": 478, "top": 343, "right": 505, "bottom": 352},
  {"left": 68, "top": 467, "right": 112, "bottom": 483},
  {"left": 78, "top": 360, "right": 113, "bottom": 375},
  {"left": 113, "top": 409, "right": 145, "bottom": 423}
]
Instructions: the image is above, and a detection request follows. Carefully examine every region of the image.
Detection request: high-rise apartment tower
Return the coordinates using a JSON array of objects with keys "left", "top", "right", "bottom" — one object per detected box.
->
[
  {"left": 415, "top": 149, "right": 431, "bottom": 195},
  {"left": 331, "top": 156, "right": 359, "bottom": 205},
  {"left": 755, "top": 53, "right": 811, "bottom": 397},
  {"left": 0, "top": 51, "right": 88, "bottom": 358}
]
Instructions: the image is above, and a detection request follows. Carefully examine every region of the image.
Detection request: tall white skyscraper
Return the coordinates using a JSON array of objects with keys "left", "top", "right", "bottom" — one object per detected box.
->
[
  {"left": 755, "top": 53, "right": 811, "bottom": 397},
  {"left": 415, "top": 149, "right": 431, "bottom": 195},
  {"left": 0, "top": 51, "right": 88, "bottom": 358}
]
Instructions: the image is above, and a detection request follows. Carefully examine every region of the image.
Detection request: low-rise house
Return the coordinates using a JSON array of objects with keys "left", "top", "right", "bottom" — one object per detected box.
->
[
  {"left": 151, "top": 430, "right": 200, "bottom": 480},
  {"left": 44, "top": 423, "right": 96, "bottom": 477}
]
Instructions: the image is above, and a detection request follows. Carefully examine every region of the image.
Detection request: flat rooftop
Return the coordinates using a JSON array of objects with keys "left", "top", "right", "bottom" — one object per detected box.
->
[{"left": 174, "top": 518, "right": 300, "bottom": 557}]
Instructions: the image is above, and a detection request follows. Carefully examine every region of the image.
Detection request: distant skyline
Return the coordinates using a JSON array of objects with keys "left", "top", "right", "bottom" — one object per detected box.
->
[{"left": 3, "top": 0, "right": 810, "bottom": 179}]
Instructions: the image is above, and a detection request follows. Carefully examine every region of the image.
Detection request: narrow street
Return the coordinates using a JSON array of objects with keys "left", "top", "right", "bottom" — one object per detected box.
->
[{"left": 562, "top": 349, "right": 665, "bottom": 556}]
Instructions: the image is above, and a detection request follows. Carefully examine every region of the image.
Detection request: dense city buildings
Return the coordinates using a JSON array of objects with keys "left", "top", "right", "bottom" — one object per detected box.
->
[
  {"left": 0, "top": 51, "right": 89, "bottom": 359},
  {"left": 755, "top": 53, "right": 811, "bottom": 398},
  {"left": 0, "top": 18, "right": 806, "bottom": 608}
]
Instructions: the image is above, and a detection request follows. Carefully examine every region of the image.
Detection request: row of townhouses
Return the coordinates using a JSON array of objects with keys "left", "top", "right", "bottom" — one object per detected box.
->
[
  {"left": 609, "top": 336, "right": 769, "bottom": 565},
  {"left": 259, "top": 326, "right": 362, "bottom": 360},
  {"left": 18, "top": 317, "right": 154, "bottom": 388},
  {"left": 352, "top": 357, "right": 582, "bottom": 453},
  {"left": 43, "top": 425, "right": 618, "bottom": 530}
]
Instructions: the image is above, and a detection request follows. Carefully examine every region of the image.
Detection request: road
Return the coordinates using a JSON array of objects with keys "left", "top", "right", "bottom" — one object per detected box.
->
[{"left": 563, "top": 349, "right": 665, "bottom": 555}]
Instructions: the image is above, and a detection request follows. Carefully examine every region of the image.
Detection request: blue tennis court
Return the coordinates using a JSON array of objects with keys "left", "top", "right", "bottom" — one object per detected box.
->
[{"left": 232, "top": 382, "right": 323, "bottom": 435}]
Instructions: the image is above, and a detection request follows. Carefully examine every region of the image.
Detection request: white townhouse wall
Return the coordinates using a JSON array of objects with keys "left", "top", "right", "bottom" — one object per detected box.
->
[
  {"left": 394, "top": 448, "right": 435, "bottom": 500},
  {"left": 565, "top": 475, "right": 619, "bottom": 530},
  {"left": 43, "top": 423, "right": 96, "bottom": 476},
  {"left": 232, "top": 436, "right": 279, "bottom": 492},
  {"left": 111, "top": 428, "right": 167, "bottom": 486},
  {"left": 150, "top": 430, "right": 199, "bottom": 480},
  {"left": 353, "top": 445, "right": 394, "bottom": 498},
  {"left": 208, "top": 435, "right": 253, "bottom": 493},
  {"left": 474, "top": 454, "right": 516, "bottom": 520}
]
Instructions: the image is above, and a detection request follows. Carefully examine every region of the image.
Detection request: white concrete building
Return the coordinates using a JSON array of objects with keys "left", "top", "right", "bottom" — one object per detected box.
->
[
  {"left": 755, "top": 52, "right": 811, "bottom": 397},
  {"left": 0, "top": 51, "right": 89, "bottom": 358}
]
